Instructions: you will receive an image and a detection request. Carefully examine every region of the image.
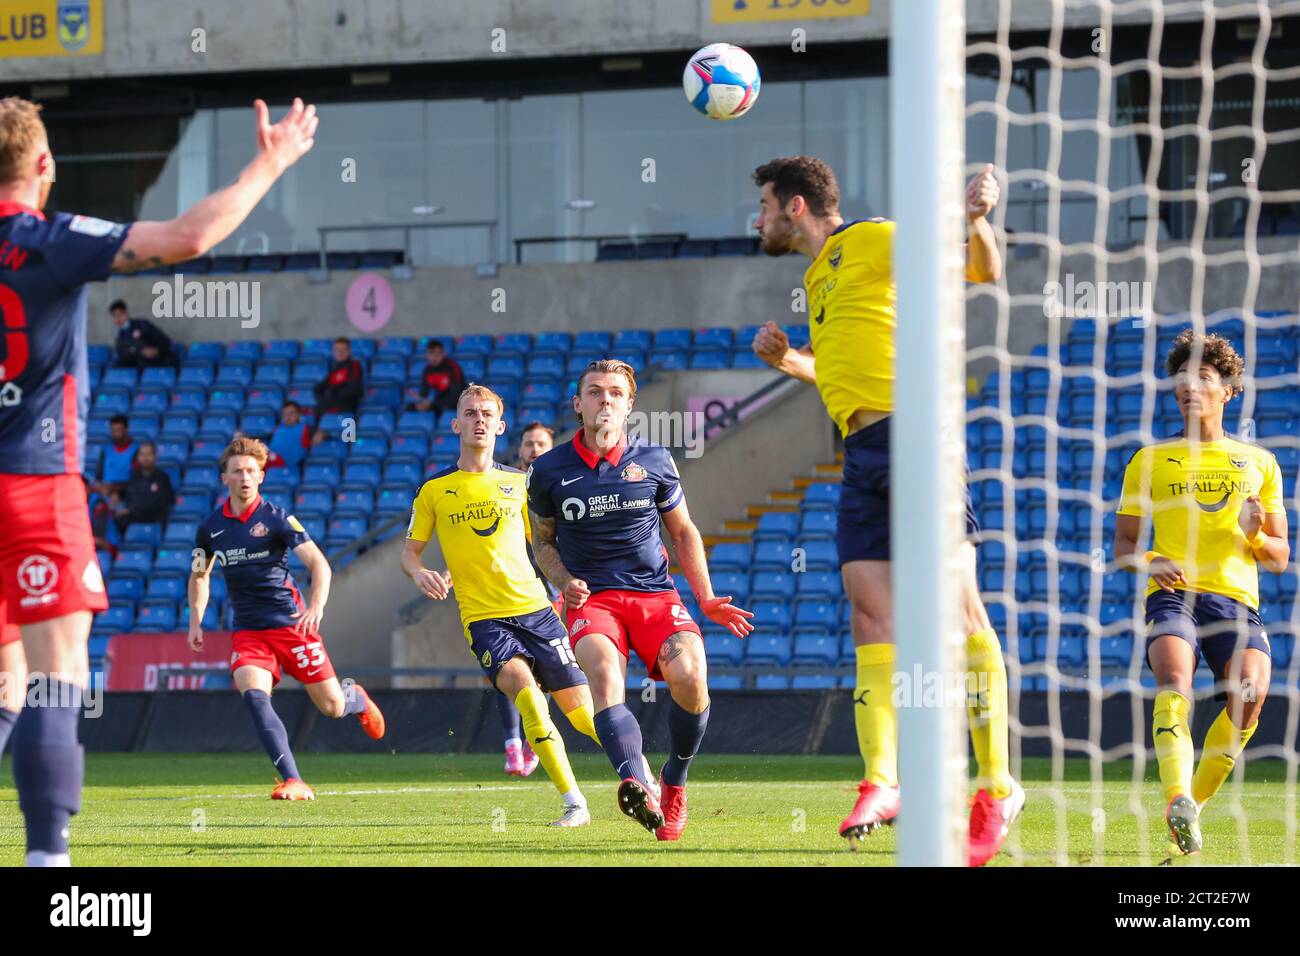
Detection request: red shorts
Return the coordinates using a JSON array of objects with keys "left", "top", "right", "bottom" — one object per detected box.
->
[
  {"left": 566, "top": 588, "right": 701, "bottom": 681},
  {"left": 230, "top": 625, "right": 337, "bottom": 686},
  {"left": 0, "top": 473, "right": 107, "bottom": 636}
]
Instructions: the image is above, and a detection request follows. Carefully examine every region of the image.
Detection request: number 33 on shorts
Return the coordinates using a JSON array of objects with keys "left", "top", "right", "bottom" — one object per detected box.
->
[{"left": 291, "top": 642, "right": 325, "bottom": 670}]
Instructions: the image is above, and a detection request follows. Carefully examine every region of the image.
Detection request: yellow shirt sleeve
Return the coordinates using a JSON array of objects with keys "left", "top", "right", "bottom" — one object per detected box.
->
[
  {"left": 1116, "top": 449, "right": 1148, "bottom": 516},
  {"left": 1260, "top": 451, "right": 1286, "bottom": 514},
  {"left": 406, "top": 483, "right": 436, "bottom": 541}
]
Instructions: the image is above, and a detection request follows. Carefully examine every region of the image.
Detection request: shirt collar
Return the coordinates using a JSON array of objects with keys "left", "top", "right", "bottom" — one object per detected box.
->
[
  {"left": 222, "top": 495, "right": 262, "bottom": 523},
  {"left": 0, "top": 200, "right": 44, "bottom": 221},
  {"left": 572, "top": 429, "right": 628, "bottom": 469}
]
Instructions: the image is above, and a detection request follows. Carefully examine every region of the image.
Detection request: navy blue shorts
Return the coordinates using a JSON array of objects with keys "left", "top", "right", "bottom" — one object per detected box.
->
[
  {"left": 1144, "top": 590, "right": 1272, "bottom": 677},
  {"left": 837, "top": 417, "right": 980, "bottom": 565},
  {"left": 466, "top": 607, "right": 588, "bottom": 694}
]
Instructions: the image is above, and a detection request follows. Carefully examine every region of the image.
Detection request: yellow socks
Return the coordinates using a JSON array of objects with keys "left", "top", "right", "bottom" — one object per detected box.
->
[
  {"left": 966, "top": 628, "right": 1013, "bottom": 799},
  {"left": 1153, "top": 690, "right": 1193, "bottom": 803},
  {"left": 1192, "top": 707, "right": 1257, "bottom": 806},
  {"left": 515, "top": 686, "right": 580, "bottom": 800},
  {"left": 854, "top": 643, "right": 898, "bottom": 788},
  {"left": 562, "top": 699, "right": 601, "bottom": 745}
]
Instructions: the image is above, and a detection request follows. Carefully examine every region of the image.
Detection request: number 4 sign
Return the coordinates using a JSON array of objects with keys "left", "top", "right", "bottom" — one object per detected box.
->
[{"left": 345, "top": 272, "right": 395, "bottom": 332}]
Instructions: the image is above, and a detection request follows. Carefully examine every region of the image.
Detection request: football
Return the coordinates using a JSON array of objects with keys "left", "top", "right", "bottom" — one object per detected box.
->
[{"left": 683, "top": 42, "right": 760, "bottom": 120}]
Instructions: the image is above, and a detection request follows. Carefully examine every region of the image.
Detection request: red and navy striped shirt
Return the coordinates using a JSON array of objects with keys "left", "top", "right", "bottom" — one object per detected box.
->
[
  {"left": 0, "top": 203, "right": 131, "bottom": 475},
  {"left": 196, "top": 496, "right": 312, "bottom": 631}
]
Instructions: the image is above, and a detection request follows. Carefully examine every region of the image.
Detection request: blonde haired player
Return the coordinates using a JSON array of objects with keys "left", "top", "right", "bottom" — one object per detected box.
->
[
  {"left": 400, "top": 386, "right": 600, "bottom": 827},
  {"left": 1114, "top": 330, "right": 1288, "bottom": 855},
  {"left": 189, "top": 437, "right": 386, "bottom": 800},
  {"left": 751, "top": 157, "right": 1020, "bottom": 864}
]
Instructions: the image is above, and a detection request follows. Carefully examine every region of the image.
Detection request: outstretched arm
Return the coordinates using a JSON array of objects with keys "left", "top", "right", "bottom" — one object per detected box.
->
[
  {"left": 111, "top": 99, "right": 318, "bottom": 273},
  {"left": 662, "top": 500, "right": 754, "bottom": 637},
  {"left": 965, "top": 163, "right": 1002, "bottom": 284}
]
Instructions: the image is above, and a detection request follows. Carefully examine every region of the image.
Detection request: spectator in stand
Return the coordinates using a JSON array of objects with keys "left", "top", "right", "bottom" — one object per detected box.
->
[
  {"left": 113, "top": 441, "right": 176, "bottom": 535},
  {"left": 100, "top": 414, "right": 137, "bottom": 494},
  {"left": 312, "top": 336, "right": 364, "bottom": 445},
  {"left": 407, "top": 339, "right": 464, "bottom": 425},
  {"left": 110, "top": 298, "right": 178, "bottom": 369},
  {"left": 267, "top": 401, "right": 312, "bottom": 471},
  {"left": 84, "top": 477, "right": 117, "bottom": 554}
]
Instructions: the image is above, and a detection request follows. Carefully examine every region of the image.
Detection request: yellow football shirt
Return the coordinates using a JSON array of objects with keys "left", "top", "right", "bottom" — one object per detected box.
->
[
  {"left": 1117, "top": 436, "right": 1285, "bottom": 609},
  {"left": 406, "top": 463, "right": 552, "bottom": 632},
  {"left": 804, "top": 218, "right": 896, "bottom": 435}
]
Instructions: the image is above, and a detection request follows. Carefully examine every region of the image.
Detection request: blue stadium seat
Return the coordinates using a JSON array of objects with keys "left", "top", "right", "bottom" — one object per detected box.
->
[
  {"left": 803, "top": 482, "right": 841, "bottom": 510},
  {"left": 785, "top": 634, "right": 837, "bottom": 665},
  {"left": 145, "top": 576, "right": 186, "bottom": 602},
  {"left": 163, "top": 519, "right": 199, "bottom": 547},
  {"left": 746, "top": 631, "right": 793, "bottom": 666},
  {"left": 239, "top": 412, "right": 276, "bottom": 437},
  {"left": 709, "top": 570, "right": 749, "bottom": 603},
  {"left": 754, "top": 511, "right": 799, "bottom": 540},
  {"left": 135, "top": 602, "right": 178, "bottom": 632},
  {"left": 495, "top": 333, "right": 532, "bottom": 355},
  {"left": 573, "top": 331, "right": 612, "bottom": 352},
  {"left": 709, "top": 542, "right": 750, "bottom": 569},
  {"left": 112, "top": 550, "right": 153, "bottom": 578},
  {"left": 335, "top": 490, "right": 374, "bottom": 516},
  {"left": 384, "top": 460, "right": 423, "bottom": 486},
  {"left": 129, "top": 389, "right": 167, "bottom": 415},
  {"left": 751, "top": 571, "right": 795, "bottom": 599},
  {"left": 455, "top": 334, "right": 493, "bottom": 355},
  {"left": 295, "top": 489, "right": 333, "bottom": 513},
  {"left": 653, "top": 328, "right": 693, "bottom": 351},
  {"left": 93, "top": 605, "right": 134, "bottom": 634},
  {"left": 649, "top": 349, "right": 688, "bottom": 371},
  {"left": 614, "top": 330, "right": 652, "bottom": 352},
  {"left": 292, "top": 357, "right": 328, "bottom": 385},
  {"left": 535, "top": 332, "right": 572, "bottom": 353},
  {"left": 124, "top": 523, "right": 162, "bottom": 548},
  {"left": 799, "top": 540, "right": 839, "bottom": 570},
  {"left": 694, "top": 327, "right": 734, "bottom": 350},
  {"left": 798, "top": 510, "right": 836, "bottom": 539},
  {"left": 526, "top": 355, "right": 565, "bottom": 381},
  {"left": 489, "top": 356, "right": 525, "bottom": 381},
  {"left": 107, "top": 575, "right": 143, "bottom": 605},
  {"left": 705, "top": 634, "right": 745, "bottom": 666},
  {"left": 752, "top": 539, "right": 792, "bottom": 570},
  {"left": 328, "top": 516, "right": 368, "bottom": 542},
  {"left": 794, "top": 601, "right": 837, "bottom": 630},
  {"left": 370, "top": 358, "right": 406, "bottom": 384},
  {"left": 92, "top": 390, "right": 130, "bottom": 415},
  {"left": 796, "top": 572, "right": 841, "bottom": 599},
  {"left": 751, "top": 599, "right": 791, "bottom": 631},
  {"left": 689, "top": 349, "right": 730, "bottom": 370}
]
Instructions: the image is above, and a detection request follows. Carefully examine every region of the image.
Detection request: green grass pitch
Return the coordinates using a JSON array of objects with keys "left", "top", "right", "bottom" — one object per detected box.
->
[{"left": 0, "top": 754, "right": 1293, "bottom": 866}]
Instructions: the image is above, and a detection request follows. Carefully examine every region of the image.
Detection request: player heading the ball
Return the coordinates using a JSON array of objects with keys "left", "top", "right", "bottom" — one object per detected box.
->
[{"left": 750, "top": 156, "right": 1020, "bottom": 863}]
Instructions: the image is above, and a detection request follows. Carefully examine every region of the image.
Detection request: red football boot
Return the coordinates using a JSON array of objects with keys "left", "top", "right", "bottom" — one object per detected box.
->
[
  {"left": 656, "top": 764, "right": 688, "bottom": 842},
  {"left": 271, "top": 777, "right": 316, "bottom": 801},
  {"left": 839, "top": 781, "right": 900, "bottom": 847},
  {"left": 354, "top": 684, "right": 386, "bottom": 740},
  {"left": 967, "top": 779, "right": 1026, "bottom": 866}
]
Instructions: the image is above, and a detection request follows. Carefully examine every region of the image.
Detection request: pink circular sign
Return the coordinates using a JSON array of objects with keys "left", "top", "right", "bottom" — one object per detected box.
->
[{"left": 345, "top": 272, "right": 395, "bottom": 332}]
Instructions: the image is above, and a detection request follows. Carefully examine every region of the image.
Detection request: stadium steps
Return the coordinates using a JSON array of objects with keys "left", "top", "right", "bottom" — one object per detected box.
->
[
  {"left": 745, "top": 503, "right": 799, "bottom": 518},
  {"left": 724, "top": 519, "right": 759, "bottom": 532}
]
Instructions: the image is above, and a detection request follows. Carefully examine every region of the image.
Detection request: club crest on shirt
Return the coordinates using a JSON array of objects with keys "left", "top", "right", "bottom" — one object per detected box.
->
[
  {"left": 498, "top": 484, "right": 516, "bottom": 497},
  {"left": 828, "top": 244, "right": 843, "bottom": 269},
  {"left": 1229, "top": 455, "right": 1248, "bottom": 470},
  {"left": 250, "top": 522, "right": 269, "bottom": 538},
  {"left": 621, "top": 462, "right": 647, "bottom": 482}
]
